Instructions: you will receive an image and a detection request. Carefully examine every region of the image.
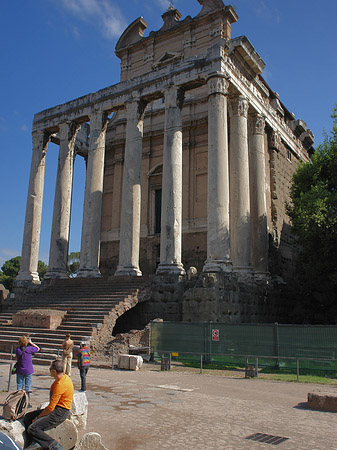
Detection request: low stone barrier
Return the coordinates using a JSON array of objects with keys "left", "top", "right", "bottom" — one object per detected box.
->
[
  {"left": 74, "top": 432, "right": 109, "bottom": 450},
  {"left": 12, "top": 309, "right": 66, "bottom": 330},
  {"left": 118, "top": 354, "right": 143, "bottom": 370},
  {"left": 307, "top": 390, "right": 337, "bottom": 412}
]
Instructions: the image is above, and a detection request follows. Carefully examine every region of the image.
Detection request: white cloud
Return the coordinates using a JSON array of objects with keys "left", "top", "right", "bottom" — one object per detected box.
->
[
  {"left": 72, "top": 26, "right": 80, "bottom": 39},
  {"left": 60, "top": 0, "right": 127, "bottom": 39},
  {"left": 0, "top": 249, "right": 20, "bottom": 269},
  {"left": 20, "top": 124, "right": 29, "bottom": 132},
  {"left": 158, "top": 0, "right": 171, "bottom": 9},
  {"left": 254, "top": 0, "right": 281, "bottom": 24}
]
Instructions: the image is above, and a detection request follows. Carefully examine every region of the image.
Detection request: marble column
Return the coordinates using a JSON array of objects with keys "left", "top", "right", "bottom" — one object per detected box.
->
[
  {"left": 77, "top": 110, "right": 108, "bottom": 278},
  {"left": 249, "top": 114, "right": 269, "bottom": 276},
  {"left": 15, "top": 130, "right": 50, "bottom": 285},
  {"left": 203, "top": 75, "right": 232, "bottom": 273},
  {"left": 45, "top": 122, "right": 80, "bottom": 279},
  {"left": 115, "top": 98, "right": 146, "bottom": 276},
  {"left": 156, "top": 86, "right": 185, "bottom": 275},
  {"left": 229, "top": 95, "right": 252, "bottom": 273}
]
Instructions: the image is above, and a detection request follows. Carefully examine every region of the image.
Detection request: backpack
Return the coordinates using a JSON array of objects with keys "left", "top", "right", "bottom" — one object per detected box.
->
[{"left": 2, "top": 390, "right": 28, "bottom": 421}]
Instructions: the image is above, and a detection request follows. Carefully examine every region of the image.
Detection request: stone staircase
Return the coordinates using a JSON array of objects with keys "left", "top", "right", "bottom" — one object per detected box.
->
[{"left": 0, "top": 276, "right": 151, "bottom": 365}]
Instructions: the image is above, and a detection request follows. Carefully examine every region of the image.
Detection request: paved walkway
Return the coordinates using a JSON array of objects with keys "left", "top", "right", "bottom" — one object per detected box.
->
[{"left": 0, "top": 363, "right": 336, "bottom": 449}]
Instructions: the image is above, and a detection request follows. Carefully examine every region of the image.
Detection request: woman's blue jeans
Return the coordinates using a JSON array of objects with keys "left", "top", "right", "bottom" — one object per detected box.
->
[{"left": 16, "top": 373, "right": 33, "bottom": 393}]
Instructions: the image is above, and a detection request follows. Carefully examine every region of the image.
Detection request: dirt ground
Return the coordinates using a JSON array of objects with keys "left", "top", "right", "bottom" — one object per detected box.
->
[{"left": 1, "top": 360, "right": 337, "bottom": 449}]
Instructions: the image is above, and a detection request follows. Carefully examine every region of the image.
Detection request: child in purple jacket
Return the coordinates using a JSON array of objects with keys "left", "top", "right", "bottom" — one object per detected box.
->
[{"left": 15, "top": 335, "right": 40, "bottom": 399}]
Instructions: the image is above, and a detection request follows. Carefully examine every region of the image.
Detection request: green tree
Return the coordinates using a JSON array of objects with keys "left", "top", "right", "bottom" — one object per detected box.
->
[
  {"left": 287, "top": 106, "right": 337, "bottom": 323},
  {"left": 0, "top": 256, "right": 49, "bottom": 291},
  {"left": 67, "top": 252, "right": 80, "bottom": 278}
]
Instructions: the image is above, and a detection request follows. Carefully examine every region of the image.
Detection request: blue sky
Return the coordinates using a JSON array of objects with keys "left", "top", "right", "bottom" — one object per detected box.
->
[{"left": 1, "top": 0, "right": 336, "bottom": 269}]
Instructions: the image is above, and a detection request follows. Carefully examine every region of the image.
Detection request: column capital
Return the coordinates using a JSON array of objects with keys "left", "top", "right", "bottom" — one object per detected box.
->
[
  {"left": 269, "top": 129, "right": 282, "bottom": 151},
  {"left": 59, "top": 122, "right": 80, "bottom": 141},
  {"left": 250, "top": 113, "right": 266, "bottom": 135},
  {"left": 207, "top": 75, "right": 229, "bottom": 96},
  {"left": 125, "top": 97, "right": 147, "bottom": 120},
  {"left": 89, "top": 109, "right": 109, "bottom": 130},
  {"left": 32, "top": 130, "right": 50, "bottom": 151},
  {"left": 163, "top": 85, "right": 185, "bottom": 109},
  {"left": 229, "top": 95, "right": 249, "bottom": 119}
]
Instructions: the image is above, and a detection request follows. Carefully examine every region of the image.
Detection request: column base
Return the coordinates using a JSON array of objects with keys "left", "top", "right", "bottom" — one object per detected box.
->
[
  {"left": 14, "top": 271, "right": 41, "bottom": 286},
  {"left": 44, "top": 269, "right": 68, "bottom": 280},
  {"left": 233, "top": 266, "right": 254, "bottom": 282},
  {"left": 76, "top": 268, "right": 102, "bottom": 278},
  {"left": 115, "top": 265, "right": 142, "bottom": 276},
  {"left": 156, "top": 263, "right": 185, "bottom": 276},
  {"left": 253, "top": 271, "right": 270, "bottom": 282},
  {"left": 203, "top": 260, "right": 232, "bottom": 273}
]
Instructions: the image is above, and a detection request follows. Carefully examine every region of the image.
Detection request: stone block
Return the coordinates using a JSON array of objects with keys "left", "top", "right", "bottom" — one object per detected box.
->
[
  {"left": 12, "top": 309, "right": 66, "bottom": 330},
  {"left": 45, "top": 419, "right": 78, "bottom": 450},
  {"left": 307, "top": 390, "right": 337, "bottom": 412},
  {"left": 0, "top": 284, "right": 9, "bottom": 301},
  {"left": 41, "top": 392, "right": 88, "bottom": 431},
  {"left": 74, "top": 432, "right": 108, "bottom": 450},
  {"left": 0, "top": 418, "right": 25, "bottom": 448},
  {"left": 118, "top": 354, "right": 143, "bottom": 370},
  {"left": 71, "top": 392, "right": 88, "bottom": 416}
]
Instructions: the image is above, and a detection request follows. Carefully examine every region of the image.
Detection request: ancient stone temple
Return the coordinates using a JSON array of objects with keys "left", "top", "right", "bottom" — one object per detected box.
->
[{"left": 15, "top": 1, "right": 314, "bottom": 322}]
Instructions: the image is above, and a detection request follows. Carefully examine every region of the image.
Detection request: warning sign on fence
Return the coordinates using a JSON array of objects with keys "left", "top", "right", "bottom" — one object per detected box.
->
[{"left": 212, "top": 329, "right": 219, "bottom": 341}]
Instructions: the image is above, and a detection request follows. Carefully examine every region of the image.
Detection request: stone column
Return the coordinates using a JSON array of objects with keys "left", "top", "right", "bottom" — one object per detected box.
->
[
  {"left": 115, "top": 98, "right": 146, "bottom": 276},
  {"left": 156, "top": 86, "right": 185, "bottom": 275},
  {"left": 15, "top": 131, "right": 50, "bottom": 285},
  {"left": 203, "top": 75, "right": 232, "bottom": 273},
  {"left": 249, "top": 114, "right": 269, "bottom": 276},
  {"left": 229, "top": 95, "right": 252, "bottom": 273},
  {"left": 45, "top": 122, "right": 80, "bottom": 279},
  {"left": 77, "top": 110, "right": 108, "bottom": 278}
]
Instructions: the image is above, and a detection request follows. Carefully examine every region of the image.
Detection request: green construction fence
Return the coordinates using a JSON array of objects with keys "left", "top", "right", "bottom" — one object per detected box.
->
[{"left": 150, "top": 322, "right": 337, "bottom": 373}]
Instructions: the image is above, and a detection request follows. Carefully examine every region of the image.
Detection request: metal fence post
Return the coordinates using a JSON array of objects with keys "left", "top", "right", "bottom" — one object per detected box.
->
[
  {"left": 255, "top": 358, "right": 259, "bottom": 377},
  {"left": 200, "top": 354, "right": 203, "bottom": 374},
  {"left": 296, "top": 359, "right": 299, "bottom": 381},
  {"left": 273, "top": 322, "right": 280, "bottom": 369}
]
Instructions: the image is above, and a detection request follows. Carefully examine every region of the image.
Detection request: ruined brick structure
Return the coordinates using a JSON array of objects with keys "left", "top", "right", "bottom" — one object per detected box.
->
[{"left": 15, "top": 1, "right": 313, "bottom": 323}]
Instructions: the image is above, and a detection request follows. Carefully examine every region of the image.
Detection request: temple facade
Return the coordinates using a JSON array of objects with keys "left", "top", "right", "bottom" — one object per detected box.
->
[{"left": 16, "top": 0, "right": 314, "bottom": 311}]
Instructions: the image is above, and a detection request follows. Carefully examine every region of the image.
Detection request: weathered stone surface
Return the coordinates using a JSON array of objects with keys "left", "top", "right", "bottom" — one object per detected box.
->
[
  {"left": 74, "top": 432, "right": 108, "bottom": 450},
  {"left": 45, "top": 418, "right": 78, "bottom": 450},
  {"left": 71, "top": 391, "right": 88, "bottom": 416},
  {"left": 118, "top": 354, "right": 143, "bottom": 370},
  {"left": 0, "top": 284, "right": 9, "bottom": 301},
  {"left": 12, "top": 309, "right": 66, "bottom": 330},
  {"left": 0, "top": 418, "right": 25, "bottom": 448},
  {"left": 307, "top": 390, "right": 337, "bottom": 412},
  {"left": 41, "top": 391, "right": 88, "bottom": 431}
]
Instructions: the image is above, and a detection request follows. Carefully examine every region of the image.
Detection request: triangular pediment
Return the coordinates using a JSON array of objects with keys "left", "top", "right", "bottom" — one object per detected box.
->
[{"left": 152, "top": 51, "right": 183, "bottom": 69}]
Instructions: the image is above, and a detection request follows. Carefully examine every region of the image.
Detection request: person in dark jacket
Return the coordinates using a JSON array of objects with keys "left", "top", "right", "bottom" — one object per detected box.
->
[{"left": 15, "top": 335, "right": 40, "bottom": 399}]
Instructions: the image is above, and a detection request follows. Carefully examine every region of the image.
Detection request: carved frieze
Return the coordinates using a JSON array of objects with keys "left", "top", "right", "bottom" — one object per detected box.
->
[
  {"left": 210, "top": 25, "right": 224, "bottom": 38},
  {"left": 143, "top": 53, "right": 154, "bottom": 62},
  {"left": 121, "top": 62, "right": 131, "bottom": 71},
  {"left": 183, "top": 37, "right": 196, "bottom": 48}
]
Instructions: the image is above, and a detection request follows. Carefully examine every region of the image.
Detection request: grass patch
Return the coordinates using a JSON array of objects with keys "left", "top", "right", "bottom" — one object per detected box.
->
[{"left": 259, "top": 373, "right": 337, "bottom": 384}]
